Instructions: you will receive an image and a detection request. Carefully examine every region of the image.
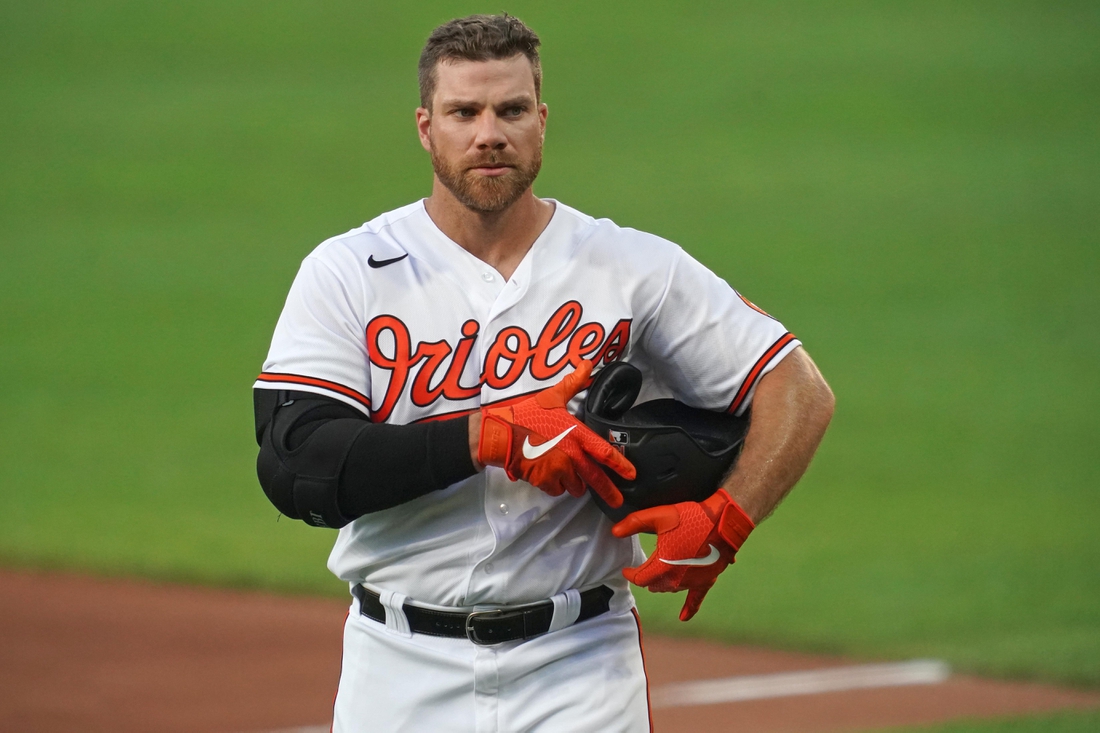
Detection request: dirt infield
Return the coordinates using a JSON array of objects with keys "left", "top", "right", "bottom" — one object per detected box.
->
[{"left": 1, "top": 568, "right": 1095, "bottom": 732}]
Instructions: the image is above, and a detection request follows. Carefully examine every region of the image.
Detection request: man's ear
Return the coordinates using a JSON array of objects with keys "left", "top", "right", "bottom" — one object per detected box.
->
[{"left": 416, "top": 107, "right": 432, "bottom": 152}]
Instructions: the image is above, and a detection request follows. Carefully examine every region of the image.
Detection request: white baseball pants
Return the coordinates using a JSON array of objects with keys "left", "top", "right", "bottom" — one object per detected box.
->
[{"left": 331, "top": 598, "right": 652, "bottom": 732}]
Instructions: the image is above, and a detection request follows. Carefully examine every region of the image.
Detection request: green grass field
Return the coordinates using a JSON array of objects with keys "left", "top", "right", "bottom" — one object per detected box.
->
[
  {"left": 881, "top": 709, "right": 1100, "bottom": 733},
  {"left": 1, "top": 0, "right": 1097, "bottom": 699}
]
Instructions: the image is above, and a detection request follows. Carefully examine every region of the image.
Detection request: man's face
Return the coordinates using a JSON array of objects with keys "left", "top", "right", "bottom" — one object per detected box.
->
[{"left": 417, "top": 55, "right": 547, "bottom": 213}]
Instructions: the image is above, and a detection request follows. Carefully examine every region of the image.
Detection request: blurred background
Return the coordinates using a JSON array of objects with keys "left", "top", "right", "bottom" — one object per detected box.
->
[{"left": 1, "top": 0, "right": 1097, "bottom": 706}]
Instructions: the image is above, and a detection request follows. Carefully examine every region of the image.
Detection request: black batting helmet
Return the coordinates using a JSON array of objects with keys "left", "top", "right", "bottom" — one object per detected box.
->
[{"left": 583, "top": 361, "right": 750, "bottom": 523}]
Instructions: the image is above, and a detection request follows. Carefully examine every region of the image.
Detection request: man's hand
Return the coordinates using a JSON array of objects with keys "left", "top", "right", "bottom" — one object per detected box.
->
[
  {"left": 612, "top": 489, "right": 754, "bottom": 621},
  {"left": 477, "top": 360, "right": 635, "bottom": 507}
]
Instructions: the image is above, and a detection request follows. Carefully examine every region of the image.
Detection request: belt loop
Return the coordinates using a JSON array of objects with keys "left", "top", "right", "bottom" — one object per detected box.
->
[
  {"left": 547, "top": 588, "right": 581, "bottom": 633},
  {"left": 379, "top": 589, "right": 412, "bottom": 637}
]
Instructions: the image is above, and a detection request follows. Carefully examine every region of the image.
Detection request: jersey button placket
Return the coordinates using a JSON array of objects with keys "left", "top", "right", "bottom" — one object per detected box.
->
[
  {"left": 477, "top": 274, "right": 519, "bottom": 591},
  {"left": 475, "top": 421, "right": 506, "bottom": 591}
]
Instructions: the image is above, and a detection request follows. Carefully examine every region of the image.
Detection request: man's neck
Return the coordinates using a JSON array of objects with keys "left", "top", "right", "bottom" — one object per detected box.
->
[{"left": 423, "top": 178, "right": 555, "bottom": 282}]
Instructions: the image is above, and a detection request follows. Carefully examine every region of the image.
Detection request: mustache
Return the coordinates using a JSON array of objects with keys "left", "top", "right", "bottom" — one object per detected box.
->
[{"left": 466, "top": 154, "right": 518, "bottom": 169}]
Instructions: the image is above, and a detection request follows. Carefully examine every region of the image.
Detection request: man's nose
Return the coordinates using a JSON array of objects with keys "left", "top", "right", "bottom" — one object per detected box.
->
[{"left": 473, "top": 112, "right": 507, "bottom": 149}]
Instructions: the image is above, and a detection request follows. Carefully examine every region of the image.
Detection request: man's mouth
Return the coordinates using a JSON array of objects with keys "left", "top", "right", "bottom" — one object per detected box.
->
[{"left": 469, "top": 163, "right": 515, "bottom": 177}]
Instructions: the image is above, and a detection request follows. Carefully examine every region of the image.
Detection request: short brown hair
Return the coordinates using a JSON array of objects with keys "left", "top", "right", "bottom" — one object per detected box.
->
[{"left": 418, "top": 14, "right": 542, "bottom": 109}]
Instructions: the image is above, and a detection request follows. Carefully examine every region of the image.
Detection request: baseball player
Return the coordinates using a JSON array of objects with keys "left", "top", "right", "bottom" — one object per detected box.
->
[{"left": 253, "top": 14, "right": 834, "bottom": 732}]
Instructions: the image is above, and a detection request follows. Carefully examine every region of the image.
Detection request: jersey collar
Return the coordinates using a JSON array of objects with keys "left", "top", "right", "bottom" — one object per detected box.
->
[{"left": 400, "top": 198, "right": 576, "bottom": 298}]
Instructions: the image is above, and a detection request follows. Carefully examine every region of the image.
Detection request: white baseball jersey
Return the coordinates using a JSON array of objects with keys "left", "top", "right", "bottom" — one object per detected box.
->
[{"left": 256, "top": 199, "right": 800, "bottom": 611}]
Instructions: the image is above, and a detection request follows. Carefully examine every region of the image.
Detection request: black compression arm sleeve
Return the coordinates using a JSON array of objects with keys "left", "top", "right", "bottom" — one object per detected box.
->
[
  {"left": 254, "top": 389, "right": 477, "bottom": 521},
  {"left": 339, "top": 410, "right": 475, "bottom": 515}
]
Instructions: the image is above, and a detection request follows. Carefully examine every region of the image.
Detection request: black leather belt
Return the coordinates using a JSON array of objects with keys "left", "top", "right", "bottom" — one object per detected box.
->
[{"left": 352, "top": 584, "right": 614, "bottom": 645}]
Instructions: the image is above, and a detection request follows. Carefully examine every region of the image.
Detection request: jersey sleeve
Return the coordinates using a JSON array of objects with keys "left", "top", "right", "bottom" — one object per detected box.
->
[
  {"left": 254, "top": 255, "right": 372, "bottom": 415},
  {"left": 637, "top": 247, "right": 800, "bottom": 416}
]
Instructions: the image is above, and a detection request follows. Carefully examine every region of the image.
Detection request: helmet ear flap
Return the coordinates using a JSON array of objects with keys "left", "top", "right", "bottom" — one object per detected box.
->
[{"left": 585, "top": 361, "right": 643, "bottom": 420}]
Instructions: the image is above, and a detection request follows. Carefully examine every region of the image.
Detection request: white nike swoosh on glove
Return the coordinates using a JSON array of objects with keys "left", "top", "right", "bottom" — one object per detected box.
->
[
  {"left": 522, "top": 425, "right": 576, "bottom": 459},
  {"left": 661, "top": 544, "right": 721, "bottom": 566}
]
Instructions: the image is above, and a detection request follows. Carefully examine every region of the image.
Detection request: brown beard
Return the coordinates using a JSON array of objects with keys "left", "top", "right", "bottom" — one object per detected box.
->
[{"left": 430, "top": 145, "right": 542, "bottom": 214}]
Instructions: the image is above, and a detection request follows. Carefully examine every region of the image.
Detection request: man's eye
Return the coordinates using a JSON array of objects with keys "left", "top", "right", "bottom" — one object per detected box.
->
[
  {"left": 455, "top": 109, "right": 475, "bottom": 118},
  {"left": 504, "top": 106, "right": 525, "bottom": 116}
]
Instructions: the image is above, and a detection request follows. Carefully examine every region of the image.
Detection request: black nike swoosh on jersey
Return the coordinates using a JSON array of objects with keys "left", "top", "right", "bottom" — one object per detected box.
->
[{"left": 368, "top": 253, "right": 409, "bottom": 269}]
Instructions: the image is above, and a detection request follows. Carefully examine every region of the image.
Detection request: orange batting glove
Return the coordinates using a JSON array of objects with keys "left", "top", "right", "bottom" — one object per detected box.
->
[
  {"left": 478, "top": 360, "right": 635, "bottom": 508},
  {"left": 611, "top": 489, "right": 755, "bottom": 621}
]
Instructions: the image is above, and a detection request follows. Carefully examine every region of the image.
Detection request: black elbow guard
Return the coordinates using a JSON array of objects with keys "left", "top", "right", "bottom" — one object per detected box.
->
[{"left": 254, "top": 389, "right": 366, "bottom": 529}]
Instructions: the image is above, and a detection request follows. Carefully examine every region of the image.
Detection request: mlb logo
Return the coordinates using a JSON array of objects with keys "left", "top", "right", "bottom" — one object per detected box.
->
[{"left": 608, "top": 430, "right": 629, "bottom": 452}]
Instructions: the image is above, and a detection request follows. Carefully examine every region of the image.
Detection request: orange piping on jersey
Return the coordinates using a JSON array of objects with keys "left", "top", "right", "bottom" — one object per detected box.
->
[
  {"left": 737, "top": 291, "right": 774, "bottom": 318},
  {"left": 727, "top": 332, "right": 798, "bottom": 414},
  {"left": 256, "top": 372, "right": 372, "bottom": 410},
  {"left": 631, "top": 607, "right": 654, "bottom": 732}
]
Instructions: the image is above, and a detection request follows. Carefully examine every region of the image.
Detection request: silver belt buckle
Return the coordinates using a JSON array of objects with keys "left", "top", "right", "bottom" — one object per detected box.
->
[{"left": 465, "top": 609, "right": 504, "bottom": 645}]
